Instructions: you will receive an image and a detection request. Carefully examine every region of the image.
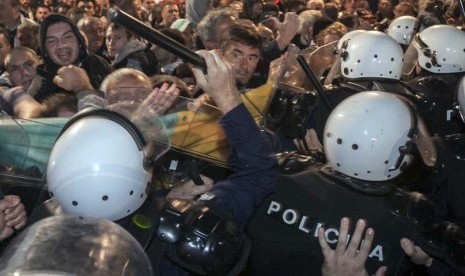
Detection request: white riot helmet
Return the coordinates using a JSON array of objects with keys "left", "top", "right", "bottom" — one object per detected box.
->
[
  {"left": 324, "top": 91, "right": 436, "bottom": 181},
  {"left": 413, "top": 25, "right": 465, "bottom": 73},
  {"left": 335, "top": 30, "right": 366, "bottom": 55},
  {"left": 340, "top": 31, "right": 404, "bottom": 80},
  {"left": 457, "top": 75, "right": 465, "bottom": 123},
  {"left": 47, "top": 107, "right": 170, "bottom": 221},
  {"left": 387, "top": 16, "right": 419, "bottom": 45}
]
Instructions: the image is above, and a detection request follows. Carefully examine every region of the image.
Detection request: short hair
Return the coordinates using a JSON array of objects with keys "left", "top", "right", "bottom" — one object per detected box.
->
[
  {"left": 41, "top": 93, "right": 78, "bottom": 117},
  {"left": 106, "top": 23, "right": 134, "bottom": 40},
  {"left": 36, "top": 4, "right": 52, "bottom": 11},
  {"left": 307, "top": 0, "right": 324, "bottom": 9},
  {"left": 321, "top": 2, "right": 339, "bottom": 21},
  {"left": 196, "top": 8, "right": 236, "bottom": 43},
  {"left": 220, "top": 23, "right": 262, "bottom": 52},
  {"left": 161, "top": 0, "right": 178, "bottom": 11},
  {"left": 394, "top": 1, "right": 415, "bottom": 16},
  {"left": 77, "top": 15, "right": 100, "bottom": 30},
  {"left": 4, "top": 46, "right": 39, "bottom": 69},
  {"left": 158, "top": 28, "right": 186, "bottom": 45},
  {"left": 315, "top": 21, "right": 347, "bottom": 46},
  {"left": 100, "top": 68, "right": 152, "bottom": 92}
]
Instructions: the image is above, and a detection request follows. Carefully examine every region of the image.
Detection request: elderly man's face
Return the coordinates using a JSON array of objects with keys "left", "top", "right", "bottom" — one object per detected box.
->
[
  {"left": 223, "top": 41, "right": 260, "bottom": 87},
  {"left": 7, "top": 50, "right": 39, "bottom": 89},
  {"left": 82, "top": 19, "right": 105, "bottom": 54},
  {"left": 45, "top": 22, "right": 80, "bottom": 66}
]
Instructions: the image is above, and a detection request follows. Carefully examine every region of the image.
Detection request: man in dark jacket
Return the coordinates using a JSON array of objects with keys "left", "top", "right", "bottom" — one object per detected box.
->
[{"left": 30, "top": 14, "right": 112, "bottom": 103}]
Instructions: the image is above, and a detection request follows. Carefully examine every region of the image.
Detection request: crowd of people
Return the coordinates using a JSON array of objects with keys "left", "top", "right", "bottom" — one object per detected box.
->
[{"left": 1, "top": 0, "right": 465, "bottom": 274}]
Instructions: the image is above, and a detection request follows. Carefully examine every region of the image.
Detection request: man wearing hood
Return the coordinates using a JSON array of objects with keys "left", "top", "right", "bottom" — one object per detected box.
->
[{"left": 30, "top": 14, "right": 112, "bottom": 103}]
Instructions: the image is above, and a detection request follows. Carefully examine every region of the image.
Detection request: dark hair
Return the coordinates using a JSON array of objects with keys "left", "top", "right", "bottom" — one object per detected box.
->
[
  {"left": 107, "top": 23, "right": 134, "bottom": 40},
  {"left": 41, "top": 93, "right": 78, "bottom": 117},
  {"left": 321, "top": 2, "right": 339, "bottom": 21},
  {"left": 220, "top": 23, "right": 262, "bottom": 52},
  {"left": 159, "top": 28, "right": 187, "bottom": 45}
]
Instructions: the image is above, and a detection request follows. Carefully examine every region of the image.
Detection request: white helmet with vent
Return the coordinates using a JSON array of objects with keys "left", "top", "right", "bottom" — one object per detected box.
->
[
  {"left": 324, "top": 91, "right": 436, "bottom": 181},
  {"left": 340, "top": 31, "right": 404, "bottom": 80}
]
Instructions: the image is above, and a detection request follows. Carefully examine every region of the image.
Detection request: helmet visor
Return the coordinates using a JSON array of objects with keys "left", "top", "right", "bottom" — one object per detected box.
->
[
  {"left": 106, "top": 87, "right": 171, "bottom": 163},
  {"left": 415, "top": 117, "right": 437, "bottom": 167},
  {"left": 106, "top": 87, "right": 229, "bottom": 167},
  {"left": 402, "top": 39, "right": 419, "bottom": 80}
]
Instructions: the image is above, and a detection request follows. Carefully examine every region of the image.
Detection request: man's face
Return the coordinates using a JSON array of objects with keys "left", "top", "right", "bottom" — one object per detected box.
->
[
  {"left": 7, "top": 51, "right": 38, "bottom": 89},
  {"left": 0, "top": 34, "right": 11, "bottom": 68},
  {"left": 161, "top": 4, "right": 179, "bottom": 26},
  {"left": 0, "top": 0, "right": 18, "bottom": 25},
  {"left": 223, "top": 41, "right": 260, "bottom": 86},
  {"left": 378, "top": 0, "right": 391, "bottom": 14},
  {"left": 20, "top": 0, "right": 30, "bottom": 8},
  {"left": 45, "top": 22, "right": 80, "bottom": 66},
  {"left": 142, "top": 0, "right": 155, "bottom": 11},
  {"left": 35, "top": 7, "right": 50, "bottom": 22},
  {"left": 82, "top": 19, "right": 104, "bottom": 54},
  {"left": 78, "top": 0, "right": 96, "bottom": 16},
  {"left": 105, "top": 26, "right": 129, "bottom": 58}
]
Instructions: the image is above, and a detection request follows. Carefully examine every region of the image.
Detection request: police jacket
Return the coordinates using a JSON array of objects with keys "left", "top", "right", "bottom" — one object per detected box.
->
[
  {"left": 246, "top": 162, "right": 442, "bottom": 276},
  {"left": 402, "top": 73, "right": 465, "bottom": 137}
]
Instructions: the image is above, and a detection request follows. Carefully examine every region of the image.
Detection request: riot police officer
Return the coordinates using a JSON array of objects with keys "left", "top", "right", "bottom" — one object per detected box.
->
[{"left": 246, "top": 91, "right": 464, "bottom": 275}]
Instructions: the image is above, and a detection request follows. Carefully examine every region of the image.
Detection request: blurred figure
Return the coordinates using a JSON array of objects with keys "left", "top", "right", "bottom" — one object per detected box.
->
[
  {"left": 315, "top": 21, "right": 347, "bottom": 46},
  {"left": 34, "top": 4, "right": 51, "bottom": 24},
  {"left": 105, "top": 23, "right": 159, "bottom": 76},
  {"left": 140, "top": 0, "right": 155, "bottom": 23},
  {"left": 170, "top": 18, "right": 196, "bottom": 49},
  {"left": 156, "top": 1, "right": 180, "bottom": 28},
  {"left": 196, "top": 8, "right": 236, "bottom": 50},
  {"left": 0, "top": 46, "right": 43, "bottom": 118},
  {"left": 19, "top": 0, "right": 33, "bottom": 19},
  {"left": 77, "top": 0, "right": 97, "bottom": 16},
  {"left": 77, "top": 16, "right": 106, "bottom": 56},
  {"left": 0, "top": 28, "right": 12, "bottom": 74},
  {"left": 307, "top": 0, "right": 323, "bottom": 10},
  {"left": 393, "top": 1, "right": 415, "bottom": 17},
  {"left": 16, "top": 23, "right": 39, "bottom": 54},
  {"left": 0, "top": 0, "right": 39, "bottom": 47}
]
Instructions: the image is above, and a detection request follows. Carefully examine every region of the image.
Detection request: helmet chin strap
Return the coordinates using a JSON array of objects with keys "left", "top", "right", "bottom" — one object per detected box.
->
[{"left": 389, "top": 97, "right": 419, "bottom": 172}]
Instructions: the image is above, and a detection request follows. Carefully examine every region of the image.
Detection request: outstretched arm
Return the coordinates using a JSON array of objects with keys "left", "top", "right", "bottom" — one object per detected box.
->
[{"left": 191, "top": 50, "right": 278, "bottom": 227}]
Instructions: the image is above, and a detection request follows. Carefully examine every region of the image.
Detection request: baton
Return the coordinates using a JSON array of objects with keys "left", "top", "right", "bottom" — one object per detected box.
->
[
  {"left": 297, "top": 55, "right": 334, "bottom": 111},
  {"left": 107, "top": 8, "right": 207, "bottom": 73}
]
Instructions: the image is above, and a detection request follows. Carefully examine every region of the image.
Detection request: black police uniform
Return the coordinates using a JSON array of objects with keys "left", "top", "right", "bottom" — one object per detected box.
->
[
  {"left": 246, "top": 163, "right": 416, "bottom": 276},
  {"left": 245, "top": 148, "right": 465, "bottom": 276},
  {"left": 402, "top": 73, "right": 465, "bottom": 137}
]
